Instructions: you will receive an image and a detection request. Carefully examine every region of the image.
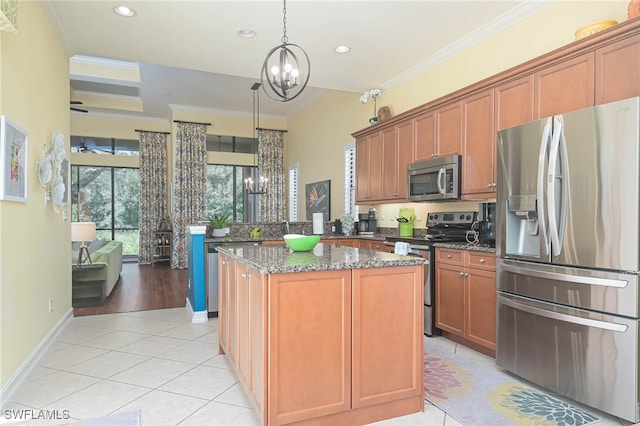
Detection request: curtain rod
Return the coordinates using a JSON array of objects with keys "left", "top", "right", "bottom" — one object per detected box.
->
[
  {"left": 134, "top": 129, "right": 170, "bottom": 135},
  {"left": 173, "top": 120, "right": 212, "bottom": 126},
  {"left": 256, "top": 127, "right": 288, "bottom": 133}
]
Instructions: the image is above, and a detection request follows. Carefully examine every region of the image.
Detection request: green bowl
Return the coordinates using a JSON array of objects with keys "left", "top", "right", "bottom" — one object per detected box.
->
[{"left": 283, "top": 234, "right": 321, "bottom": 252}]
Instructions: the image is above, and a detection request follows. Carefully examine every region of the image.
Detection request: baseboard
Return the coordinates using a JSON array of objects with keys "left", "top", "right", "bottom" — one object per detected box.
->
[
  {"left": 185, "top": 297, "right": 207, "bottom": 324},
  {"left": 0, "top": 307, "right": 74, "bottom": 408}
]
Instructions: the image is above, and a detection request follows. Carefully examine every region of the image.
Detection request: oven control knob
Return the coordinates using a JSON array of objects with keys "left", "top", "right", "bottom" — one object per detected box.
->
[
  {"left": 459, "top": 214, "right": 464, "bottom": 220},
  {"left": 466, "top": 214, "right": 472, "bottom": 220}
]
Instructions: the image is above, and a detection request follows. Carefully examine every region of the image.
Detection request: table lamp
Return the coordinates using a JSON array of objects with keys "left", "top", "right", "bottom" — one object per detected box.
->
[{"left": 71, "top": 221, "right": 96, "bottom": 266}]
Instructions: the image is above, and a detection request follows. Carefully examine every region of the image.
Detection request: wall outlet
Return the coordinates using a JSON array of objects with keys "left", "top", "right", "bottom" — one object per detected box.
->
[{"left": 48, "top": 299, "right": 53, "bottom": 313}]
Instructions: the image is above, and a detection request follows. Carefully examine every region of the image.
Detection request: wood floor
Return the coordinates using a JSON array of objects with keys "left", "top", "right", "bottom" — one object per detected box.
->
[{"left": 73, "top": 261, "right": 188, "bottom": 317}]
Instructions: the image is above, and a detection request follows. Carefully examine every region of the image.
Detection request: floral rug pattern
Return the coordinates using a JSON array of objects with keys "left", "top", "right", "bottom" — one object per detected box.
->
[{"left": 423, "top": 344, "right": 601, "bottom": 426}]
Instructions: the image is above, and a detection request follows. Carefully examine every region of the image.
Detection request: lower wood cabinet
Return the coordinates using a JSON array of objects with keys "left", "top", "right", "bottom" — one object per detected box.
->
[
  {"left": 219, "top": 258, "right": 424, "bottom": 425},
  {"left": 357, "top": 239, "right": 393, "bottom": 252},
  {"left": 435, "top": 248, "right": 496, "bottom": 353}
]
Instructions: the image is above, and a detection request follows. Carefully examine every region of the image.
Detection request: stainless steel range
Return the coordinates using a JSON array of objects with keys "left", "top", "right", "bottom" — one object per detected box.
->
[{"left": 386, "top": 211, "right": 477, "bottom": 336}]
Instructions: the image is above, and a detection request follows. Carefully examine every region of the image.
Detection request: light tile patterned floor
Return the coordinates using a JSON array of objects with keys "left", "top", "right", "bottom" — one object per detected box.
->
[{"left": 0, "top": 307, "right": 631, "bottom": 426}]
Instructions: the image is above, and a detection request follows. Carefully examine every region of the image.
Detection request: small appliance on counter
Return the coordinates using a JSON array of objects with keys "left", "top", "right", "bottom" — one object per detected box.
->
[
  {"left": 477, "top": 202, "right": 496, "bottom": 246},
  {"left": 357, "top": 209, "right": 378, "bottom": 235}
]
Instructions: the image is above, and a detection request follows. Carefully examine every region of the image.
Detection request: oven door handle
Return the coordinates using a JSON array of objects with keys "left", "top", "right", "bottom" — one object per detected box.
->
[
  {"left": 500, "top": 295, "right": 628, "bottom": 332},
  {"left": 500, "top": 262, "right": 627, "bottom": 288}
]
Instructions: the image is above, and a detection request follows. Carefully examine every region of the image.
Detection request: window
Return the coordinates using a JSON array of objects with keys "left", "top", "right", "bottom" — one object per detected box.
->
[
  {"left": 71, "top": 165, "right": 140, "bottom": 258},
  {"left": 288, "top": 163, "right": 299, "bottom": 221},
  {"left": 344, "top": 142, "right": 356, "bottom": 216},
  {"left": 206, "top": 135, "right": 256, "bottom": 153},
  {"left": 205, "top": 164, "right": 259, "bottom": 222},
  {"left": 70, "top": 136, "right": 139, "bottom": 156}
]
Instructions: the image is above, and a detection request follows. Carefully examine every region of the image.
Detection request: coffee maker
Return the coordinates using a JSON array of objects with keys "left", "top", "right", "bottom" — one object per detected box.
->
[
  {"left": 478, "top": 202, "right": 496, "bottom": 246},
  {"left": 357, "top": 209, "right": 378, "bottom": 234}
]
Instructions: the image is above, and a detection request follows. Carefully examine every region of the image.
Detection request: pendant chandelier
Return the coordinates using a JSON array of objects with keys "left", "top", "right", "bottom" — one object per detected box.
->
[
  {"left": 245, "top": 82, "right": 268, "bottom": 195},
  {"left": 260, "top": 0, "right": 310, "bottom": 102}
]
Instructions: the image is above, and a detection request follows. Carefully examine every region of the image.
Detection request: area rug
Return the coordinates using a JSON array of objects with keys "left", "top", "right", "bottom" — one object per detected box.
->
[{"left": 423, "top": 343, "right": 601, "bottom": 425}]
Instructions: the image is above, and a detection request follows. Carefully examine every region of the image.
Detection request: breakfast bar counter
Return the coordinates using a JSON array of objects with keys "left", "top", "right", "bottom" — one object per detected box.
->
[{"left": 216, "top": 243, "right": 425, "bottom": 426}]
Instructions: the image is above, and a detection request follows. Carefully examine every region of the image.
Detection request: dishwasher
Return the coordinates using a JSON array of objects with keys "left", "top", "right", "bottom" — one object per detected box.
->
[{"left": 206, "top": 240, "right": 261, "bottom": 317}]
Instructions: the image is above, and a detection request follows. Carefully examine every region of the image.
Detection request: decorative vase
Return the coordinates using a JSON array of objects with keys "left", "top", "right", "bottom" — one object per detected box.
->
[{"left": 211, "top": 228, "right": 226, "bottom": 237}]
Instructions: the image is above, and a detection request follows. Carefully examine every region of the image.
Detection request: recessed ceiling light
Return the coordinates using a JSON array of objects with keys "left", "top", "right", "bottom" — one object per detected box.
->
[
  {"left": 114, "top": 6, "right": 136, "bottom": 17},
  {"left": 238, "top": 28, "right": 257, "bottom": 38},
  {"left": 334, "top": 45, "right": 351, "bottom": 54}
]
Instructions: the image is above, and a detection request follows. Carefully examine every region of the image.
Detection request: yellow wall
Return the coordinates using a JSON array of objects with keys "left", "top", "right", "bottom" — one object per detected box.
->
[
  {"left": 0, "top": 1, "right": 70, "bottom": 389},
  {"left": 286, "top": 0, "right": 628, "bottom": 225}
]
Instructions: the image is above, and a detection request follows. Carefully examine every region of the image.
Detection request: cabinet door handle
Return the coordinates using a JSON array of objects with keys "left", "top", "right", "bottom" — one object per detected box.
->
[
  {"left": 479, "top": 258, "right": 485, "bottom": 263},
  {"left": 459, "top": 272, "right": 465, "bottom": 277},
  {"left": 487, "top": 183, "right": 492, "bottom": 188},
  {"left": 241, "top": 272, "right": 248, "bottom": 279},
  {"left": 447, "top": 254, "right": 452, "bottom": 259},
  {"left": 222, "top": 261, "right": 227, "bottom": 265}
]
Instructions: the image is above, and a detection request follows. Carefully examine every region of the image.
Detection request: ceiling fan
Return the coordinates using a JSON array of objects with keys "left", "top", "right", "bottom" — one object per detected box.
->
[{"left": 70, "top": 101, "right": 88, "bottom": 113}]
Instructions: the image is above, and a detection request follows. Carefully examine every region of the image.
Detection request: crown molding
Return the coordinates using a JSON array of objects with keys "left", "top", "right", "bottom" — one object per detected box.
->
[{"left": 380, "top": 0, "right": 556, "bottom": 92}]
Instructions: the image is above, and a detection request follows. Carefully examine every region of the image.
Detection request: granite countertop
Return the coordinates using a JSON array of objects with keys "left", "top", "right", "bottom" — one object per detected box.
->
[
  {"left": 216, "top": 243, "right": 425, "bottom": 274},
  {"left": 433, "top": 242, "right": 496, "bottom": 254},
  {"left": 205, "top": 233, "right": 387, "bottom": 244}
]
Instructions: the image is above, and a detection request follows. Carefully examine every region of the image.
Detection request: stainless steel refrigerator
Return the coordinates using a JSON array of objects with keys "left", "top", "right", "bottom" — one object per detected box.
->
[{"left": 496, "top": 97, "right": 640, "bottom": 423}]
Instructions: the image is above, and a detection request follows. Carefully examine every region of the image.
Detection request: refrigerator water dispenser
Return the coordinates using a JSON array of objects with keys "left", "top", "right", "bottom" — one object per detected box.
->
[{"left": 506, "top": 195, "right": 540, "bottom": 257}]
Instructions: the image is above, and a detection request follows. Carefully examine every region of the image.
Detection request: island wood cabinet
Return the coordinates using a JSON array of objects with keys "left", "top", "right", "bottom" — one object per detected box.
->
[
  {"left": 435, "top": 248, "right": 496, "bottom": 355},
  {"left": 218, "top": 258, "right": 424, "bottom": 425}
]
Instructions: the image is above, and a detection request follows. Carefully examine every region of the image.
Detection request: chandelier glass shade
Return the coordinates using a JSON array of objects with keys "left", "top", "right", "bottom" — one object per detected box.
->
[{"left": 260, "top": 0, "right": 310, "bottom": 102}]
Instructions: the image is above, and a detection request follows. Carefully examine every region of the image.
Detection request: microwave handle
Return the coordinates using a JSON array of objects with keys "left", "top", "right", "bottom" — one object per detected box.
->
[{"left": 437, "top": 167, "right": 445, "bottom": 194}]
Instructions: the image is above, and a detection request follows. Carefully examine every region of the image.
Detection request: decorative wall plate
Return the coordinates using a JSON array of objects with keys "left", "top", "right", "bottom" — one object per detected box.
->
[{"left": 38, "top": 153, "right": 53, "bottom": 187}]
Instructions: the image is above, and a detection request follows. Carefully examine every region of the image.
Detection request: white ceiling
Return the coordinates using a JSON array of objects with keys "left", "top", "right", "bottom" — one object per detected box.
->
[{"left": 42, "top": 0, "right": 552, "bottom": 120}]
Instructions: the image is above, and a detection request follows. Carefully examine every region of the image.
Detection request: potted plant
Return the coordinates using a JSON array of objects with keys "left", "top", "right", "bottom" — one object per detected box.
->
[{"left": 208, "top": 212, "right": 231, "bottom": 237}]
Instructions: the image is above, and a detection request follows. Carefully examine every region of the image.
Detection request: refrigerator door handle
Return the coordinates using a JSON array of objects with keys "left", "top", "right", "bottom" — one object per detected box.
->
[
  {"left": 537, "top": 117, "right": 552, "bottom": 256},
  {"left": 437, "top": 167, "right": 445, "bottom": 195},
  {"left": 499, "top": 295, "right": 628, "bottom": 332},
  {"left": 500, "top": 262, "right": 628, "bottom": 288},
  {"left": 547, "top": 116, "right": 563, "bottom": 256}
]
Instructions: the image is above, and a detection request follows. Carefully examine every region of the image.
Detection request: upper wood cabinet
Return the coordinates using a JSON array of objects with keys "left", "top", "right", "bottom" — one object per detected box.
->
[
  {"left": 381, "top": 126, "right": 398, "bottom": 200},
  {"left": 414, "top": 110, "right": 435, "bottom": 162},
  {"left": 395, "top": 120, "right": 414, "bottom": 199},
  {"left": 534, "top": 52, "right": 595, "bottom": 119},
  {"left": 435, "top": 101, "right": 462, "bottom": 158},
  {"left": 495, "top": 75, "right": 535, "bottom": 132},
  {"left": 595, "top": 33, "right": 640, "bottom": 104},
  {"left": 461, "top": 89, "right": 495, "bottom": 197},
  {"left": 352, "top": 20, "right": 640, "bottom": 203},
  {"left": 356, "top": 120, "right": 414, "bottom": 203},
  {"left": 355, "top": 133, "right": 382, "bottom": 202}
]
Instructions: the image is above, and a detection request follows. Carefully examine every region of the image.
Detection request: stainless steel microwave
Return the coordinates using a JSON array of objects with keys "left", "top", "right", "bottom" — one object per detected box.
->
[{"left": 407, "top": 155, "right": 461, "bottom": 202}]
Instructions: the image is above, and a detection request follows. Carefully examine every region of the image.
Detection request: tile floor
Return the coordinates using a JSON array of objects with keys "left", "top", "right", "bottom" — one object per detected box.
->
[{"left": 0, "top": 307, "right": 631, "bottom": 426}]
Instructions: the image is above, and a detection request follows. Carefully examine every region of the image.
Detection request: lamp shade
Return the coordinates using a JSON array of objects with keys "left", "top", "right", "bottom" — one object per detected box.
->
[{"left": 71, "top": 222, "right": 96, "bottom": 242}]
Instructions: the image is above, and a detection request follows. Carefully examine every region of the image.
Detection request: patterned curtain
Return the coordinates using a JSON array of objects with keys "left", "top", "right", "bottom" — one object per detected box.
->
[
  {"left": 138, "top": 131, "right": 168, "bottom": 264},
  {"left": 171, "top": 122, "right": 207, "bottom": 269},
  {"left": 258, "top": 129, "right": 286, "bottom": 221}
]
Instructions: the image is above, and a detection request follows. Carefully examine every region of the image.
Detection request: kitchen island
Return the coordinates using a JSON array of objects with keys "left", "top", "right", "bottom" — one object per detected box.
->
[{"left": 216, "top": 243, "right": 425, "bottom": 426}]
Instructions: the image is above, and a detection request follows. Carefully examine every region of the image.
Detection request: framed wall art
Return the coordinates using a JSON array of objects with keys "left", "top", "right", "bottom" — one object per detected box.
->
[
  {"left": 0, "top": 116, "right": 28, "bottom": 202},
  {"left": 305, "top": 179, "right": 330, "bottom": 221}
]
